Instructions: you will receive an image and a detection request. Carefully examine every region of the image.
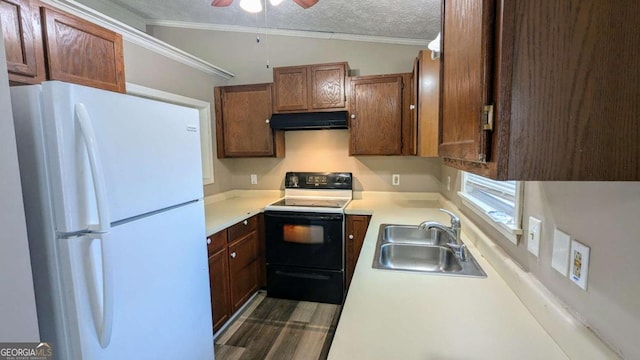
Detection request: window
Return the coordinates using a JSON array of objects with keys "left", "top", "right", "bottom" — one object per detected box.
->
[{"left": 458, "top": 172, "right": 523, "bottom": 244}]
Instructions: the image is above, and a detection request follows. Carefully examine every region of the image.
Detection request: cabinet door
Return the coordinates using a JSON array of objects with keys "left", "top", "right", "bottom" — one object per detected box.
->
[
  {"left": 349, "top": 75, "right": 403, "bottom": 155},
  {"left": 417, "top": 50, "right": 440, "bottom": 157},
  {"left": 1, "top": 0, "right": 44, "bottom": 83},
  {"left": 439, "top": 0, "right": 494, "bottom": 162},
  {"left": 345, "top": 215, "right": 370, "bottom": 290},
  {"left": 310, "top": 63, "right": 346, "bottom": 110},
  {"left": 41, "top": 7, "right": 125, "bottom": 93},
  {"left": 215, "top": 83, "right": 283, "bottom": 158},
  {"left": 209, "top": 247, "right": 231, "bottom": 332},
  {"left": 228, "top": 232, "right": 259, "bottom": 312},
  {"left": 273, "top": 65, "right": 308, "bottom": 112}
]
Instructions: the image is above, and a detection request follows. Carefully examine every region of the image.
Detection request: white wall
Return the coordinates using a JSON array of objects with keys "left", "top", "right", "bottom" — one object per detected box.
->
[
  {"left": 0, "top": 26, "right": 40, "bottom": 342},
  {"left": 148, "top": 26, "right": 440, "bottom": 193},
  {"left": 440, "top": 166, "right": 640, "bottom": 359}
]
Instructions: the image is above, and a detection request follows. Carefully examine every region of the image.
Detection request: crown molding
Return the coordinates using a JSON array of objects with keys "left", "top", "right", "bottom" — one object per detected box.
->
[
  {"left": 39, "top": 0, "right": 235, "bottom": 79},
  {"left": 147, "top": 20, "right": 430, "bottom": 47}
]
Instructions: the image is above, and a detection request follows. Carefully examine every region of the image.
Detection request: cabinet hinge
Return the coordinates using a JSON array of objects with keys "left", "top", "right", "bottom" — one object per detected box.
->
[{"left": 482, "top": 105, "right": 494, "bottom": 131}]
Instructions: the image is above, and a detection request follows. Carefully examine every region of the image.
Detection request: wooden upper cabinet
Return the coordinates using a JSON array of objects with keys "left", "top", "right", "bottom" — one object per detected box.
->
[
  {"left": 349, "top": 74, "right": 408, "bottom": 155},
  {"left": 440, "top": 0, "right": 493, "bottom": 165},
  {"left": 41, "top": 7, "right": 125, "bottom": 93},
  {"left": 273, "top": 62, "right": 348, "bottom": 113},
  {"left": 1, "top": 0, "right": 45, "bottom": 84},
  {"left": 441, "top": 0, "right": 640, "bottom": 180},
  {"left": 416, "top": 50, "right": 440, "bottom": 157},
  {"left": 310, "top": 63, "right": 347, "bottom": 109},
  {"left": 273, "top": 65, "right": 308, "bottom": 112},
  {"left": 214, "top": 83, "right": 285, "bottom": 158}
]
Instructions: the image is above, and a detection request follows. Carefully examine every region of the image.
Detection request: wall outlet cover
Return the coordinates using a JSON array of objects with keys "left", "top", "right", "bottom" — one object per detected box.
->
[
  {"left": 250, "top": 174, "right": 258, "bottom": 185},
  {"left": 392, "top": 174, "right": 400, "bottom": 186},
  {"left": 570, "top": 240, "right": 590, "bottom": 290},
  {"left": 551, "top": 228, "right": 571, "bottom": 276},
  {"left": 527, "top": 217, "right": 542, "bottom": 257}
]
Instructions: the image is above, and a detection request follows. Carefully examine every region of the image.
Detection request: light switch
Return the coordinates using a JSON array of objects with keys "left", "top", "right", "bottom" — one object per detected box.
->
[
  {"left": 570, "top": 240, "right": 590, "bottom": 290},
  {"left": 527, "top": 217, "right": 542, "bottom": 257},
  {"left": 551, "top": 228, "right": 571, "bottom": 276}
]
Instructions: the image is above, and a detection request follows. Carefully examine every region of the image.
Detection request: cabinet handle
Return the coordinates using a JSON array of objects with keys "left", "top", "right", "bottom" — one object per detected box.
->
[
  {"left": 410, "top": 104, "right": 416, "bottom": 110},
  {"left": 265, "top": 119, "right": 270, "bottom": 124},
  {"left": 230, "top": 252, "right": 237, "bottom": 259},
  {"left": 350, "top": 114, "right": 356, "bottom": 119},
  {"left": 207, "top": 238, "right": 211, "bottom": 244},
  {"left": 243, "top": 220, "right": 248, "bottom": 225},
  {"left": 348, "top": 234, "right": 354, "bottom": 240}
]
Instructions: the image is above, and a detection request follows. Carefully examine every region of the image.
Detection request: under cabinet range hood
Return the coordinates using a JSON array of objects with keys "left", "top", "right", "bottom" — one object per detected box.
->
[{"left": 269, "top": 111, "right": 348, "bottom": 130}]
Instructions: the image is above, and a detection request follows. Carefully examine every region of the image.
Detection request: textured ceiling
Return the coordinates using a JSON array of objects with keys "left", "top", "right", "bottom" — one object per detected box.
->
[{"left": 89, "top": 0, "right": 441, "bottom": 41}]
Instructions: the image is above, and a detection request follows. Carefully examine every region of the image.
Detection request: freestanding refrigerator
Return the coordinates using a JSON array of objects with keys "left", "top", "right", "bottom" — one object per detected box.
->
[{"left": 10, "top": 81, "right": 214, "bottom": 359}]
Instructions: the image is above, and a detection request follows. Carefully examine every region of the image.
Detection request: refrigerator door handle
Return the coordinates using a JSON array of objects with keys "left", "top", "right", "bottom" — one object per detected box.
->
[
  {"left": 75, "top": 103, "right": 111, "bottom": 234},
  {"left": 76, "top": 103, "right": 114, "bottom": 348},
  {"left": 93, "top": 233, "right": 114, "bottom": 348}
]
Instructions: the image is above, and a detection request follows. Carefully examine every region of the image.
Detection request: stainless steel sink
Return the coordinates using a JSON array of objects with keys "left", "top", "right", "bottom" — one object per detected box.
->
[
  {"left": 382, "top": 225, "right": 449, "bottom": 246},
  {"left": 373, "top": 224, "right": 487, "bottom": 278},
  {"left": 378, "top": 243, "right": 462, "bottom": 272}
]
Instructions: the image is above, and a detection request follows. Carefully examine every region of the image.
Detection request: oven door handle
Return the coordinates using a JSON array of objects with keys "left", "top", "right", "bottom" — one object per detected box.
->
[
  {"left": 265, "top": 212, "right": 343, "bottom": 221},
  {"left": 274, "top": 270, "right": 332, "bottom": 281}
]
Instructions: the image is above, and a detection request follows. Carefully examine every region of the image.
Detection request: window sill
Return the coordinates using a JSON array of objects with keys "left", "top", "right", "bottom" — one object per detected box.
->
[{"left": 457, "top": 191, "right": 522, "bottom": 245}]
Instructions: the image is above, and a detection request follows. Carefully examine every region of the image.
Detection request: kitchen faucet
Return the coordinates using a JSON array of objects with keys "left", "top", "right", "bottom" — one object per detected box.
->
[{"left": 419, "top": 209, "right": 467, "bottom": 261}]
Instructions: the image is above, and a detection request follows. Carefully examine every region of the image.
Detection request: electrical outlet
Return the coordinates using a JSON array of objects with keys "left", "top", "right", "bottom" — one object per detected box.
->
[
  {"left": 392, "top": 174, "right": 400, "bottom": 186},
  {"left": 527, "top": 217, "right": 542, "bottom": 257},
  {"left": 551, "top": 228, "right": 571, "bottom": 276},
  {"left": 570, "top": 240, "right": 590, "bottom": 290},
  {"left": 250, "top": 174, "right": 257, "bottom": 185},
  {"left": 447, "top": 176, "right": 451, "bottom": 191}
]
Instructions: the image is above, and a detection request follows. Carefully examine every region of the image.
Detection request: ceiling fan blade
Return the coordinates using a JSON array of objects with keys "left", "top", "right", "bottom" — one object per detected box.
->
[
  {"left": 292, "top": 0, "right": 319, "bottom": 9},
  {"left": 211, "top": 0, "right": 234, "bottom": 7}
]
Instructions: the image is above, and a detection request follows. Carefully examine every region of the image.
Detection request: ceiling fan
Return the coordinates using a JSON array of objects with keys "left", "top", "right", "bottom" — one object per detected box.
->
[{"left": 211, "top": 0, "right": 319, "bottom": 12}]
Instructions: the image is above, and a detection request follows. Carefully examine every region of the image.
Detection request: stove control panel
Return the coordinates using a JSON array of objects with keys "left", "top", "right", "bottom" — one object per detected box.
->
[{"left": 285, "top": 172, "right": 352, "bottom": 189}]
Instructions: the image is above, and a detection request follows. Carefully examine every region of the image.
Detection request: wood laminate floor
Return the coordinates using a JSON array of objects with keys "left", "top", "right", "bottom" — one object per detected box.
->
[{"left": 214, "top": 292, "right": 341, "bottom": 360}]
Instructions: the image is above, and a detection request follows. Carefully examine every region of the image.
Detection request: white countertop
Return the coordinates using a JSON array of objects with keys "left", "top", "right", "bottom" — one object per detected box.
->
[
  {"left": 203, "top": 191, "right": 614, "bottom": 359},
  {"left": 203, "top": 190, "right": 281, "bottom": 236},
  {"left": 329, "top": 193, "right": 567, "bottom": 359}
]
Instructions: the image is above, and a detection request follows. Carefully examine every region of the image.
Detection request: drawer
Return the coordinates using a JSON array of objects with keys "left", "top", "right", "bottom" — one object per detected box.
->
[
  {"left": 227, "top": 216, "right": 257, "bottom": 242},
  {"left": 207, "top": 229, "right": 227, "bottom": 256},
  {"left": 228, "top": 232, "right": 259, "bottom": 271}
]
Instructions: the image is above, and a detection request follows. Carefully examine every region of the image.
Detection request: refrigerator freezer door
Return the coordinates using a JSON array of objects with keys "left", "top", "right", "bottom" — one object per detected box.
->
[
  {"left": 59, "top": 201, "right": 213, "bottom": 359},
  {"left": 40, "top": 81, "right": 203, "bottom": 233}
]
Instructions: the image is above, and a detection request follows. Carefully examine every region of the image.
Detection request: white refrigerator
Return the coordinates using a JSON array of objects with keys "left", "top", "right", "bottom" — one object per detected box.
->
[{"left": 10, "top": 81, "right": 214, "bottom": 359}]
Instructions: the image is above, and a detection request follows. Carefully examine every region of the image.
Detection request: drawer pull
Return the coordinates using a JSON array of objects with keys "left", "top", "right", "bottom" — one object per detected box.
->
[
  {"left": 207, "top": 238, "right": 211, "bottom": 244},
  {"left": 230, "top": 252, "right": 237, "bottom": 259},
  {"left": 243, "top": 220, "right": 248, "bottom": 225},
  {"left": 348, "top": 235, "right": 354, "bottom": 240}
]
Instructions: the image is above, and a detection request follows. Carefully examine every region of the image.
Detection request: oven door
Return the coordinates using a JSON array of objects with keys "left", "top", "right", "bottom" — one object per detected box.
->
[{"left": 265, "top": 211, "right": 344, "bottom": 270}]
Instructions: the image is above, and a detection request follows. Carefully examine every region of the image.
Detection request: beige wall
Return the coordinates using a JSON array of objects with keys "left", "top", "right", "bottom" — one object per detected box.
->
[
  {"left": 148, "top": 27, "right": 438, "bottom": 192},
  {"left": 122, "top": 41, "right": 233, "bottom": 195},
  {"left": 232, "top": 130, "right": 441, "bottom": 191},
  {"left": 440, "top": 165, "right": 640, "bottom": 359}
]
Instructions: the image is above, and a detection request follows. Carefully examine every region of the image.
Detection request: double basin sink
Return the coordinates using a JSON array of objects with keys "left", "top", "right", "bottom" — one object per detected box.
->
[{"left": 372, "top": 224, "right": 486, "bottom": 278}]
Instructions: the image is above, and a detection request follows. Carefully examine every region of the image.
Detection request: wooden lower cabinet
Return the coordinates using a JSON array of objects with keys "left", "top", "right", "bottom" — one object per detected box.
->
[
  {"left": 206, "top": 215, "right": 262, "bottom": 333},
  {"left": 345, "top": 214, "right": 371, "bottom": 290},
  {"left": 228, "top": 231, "right": 259, "bottom": 312}
]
